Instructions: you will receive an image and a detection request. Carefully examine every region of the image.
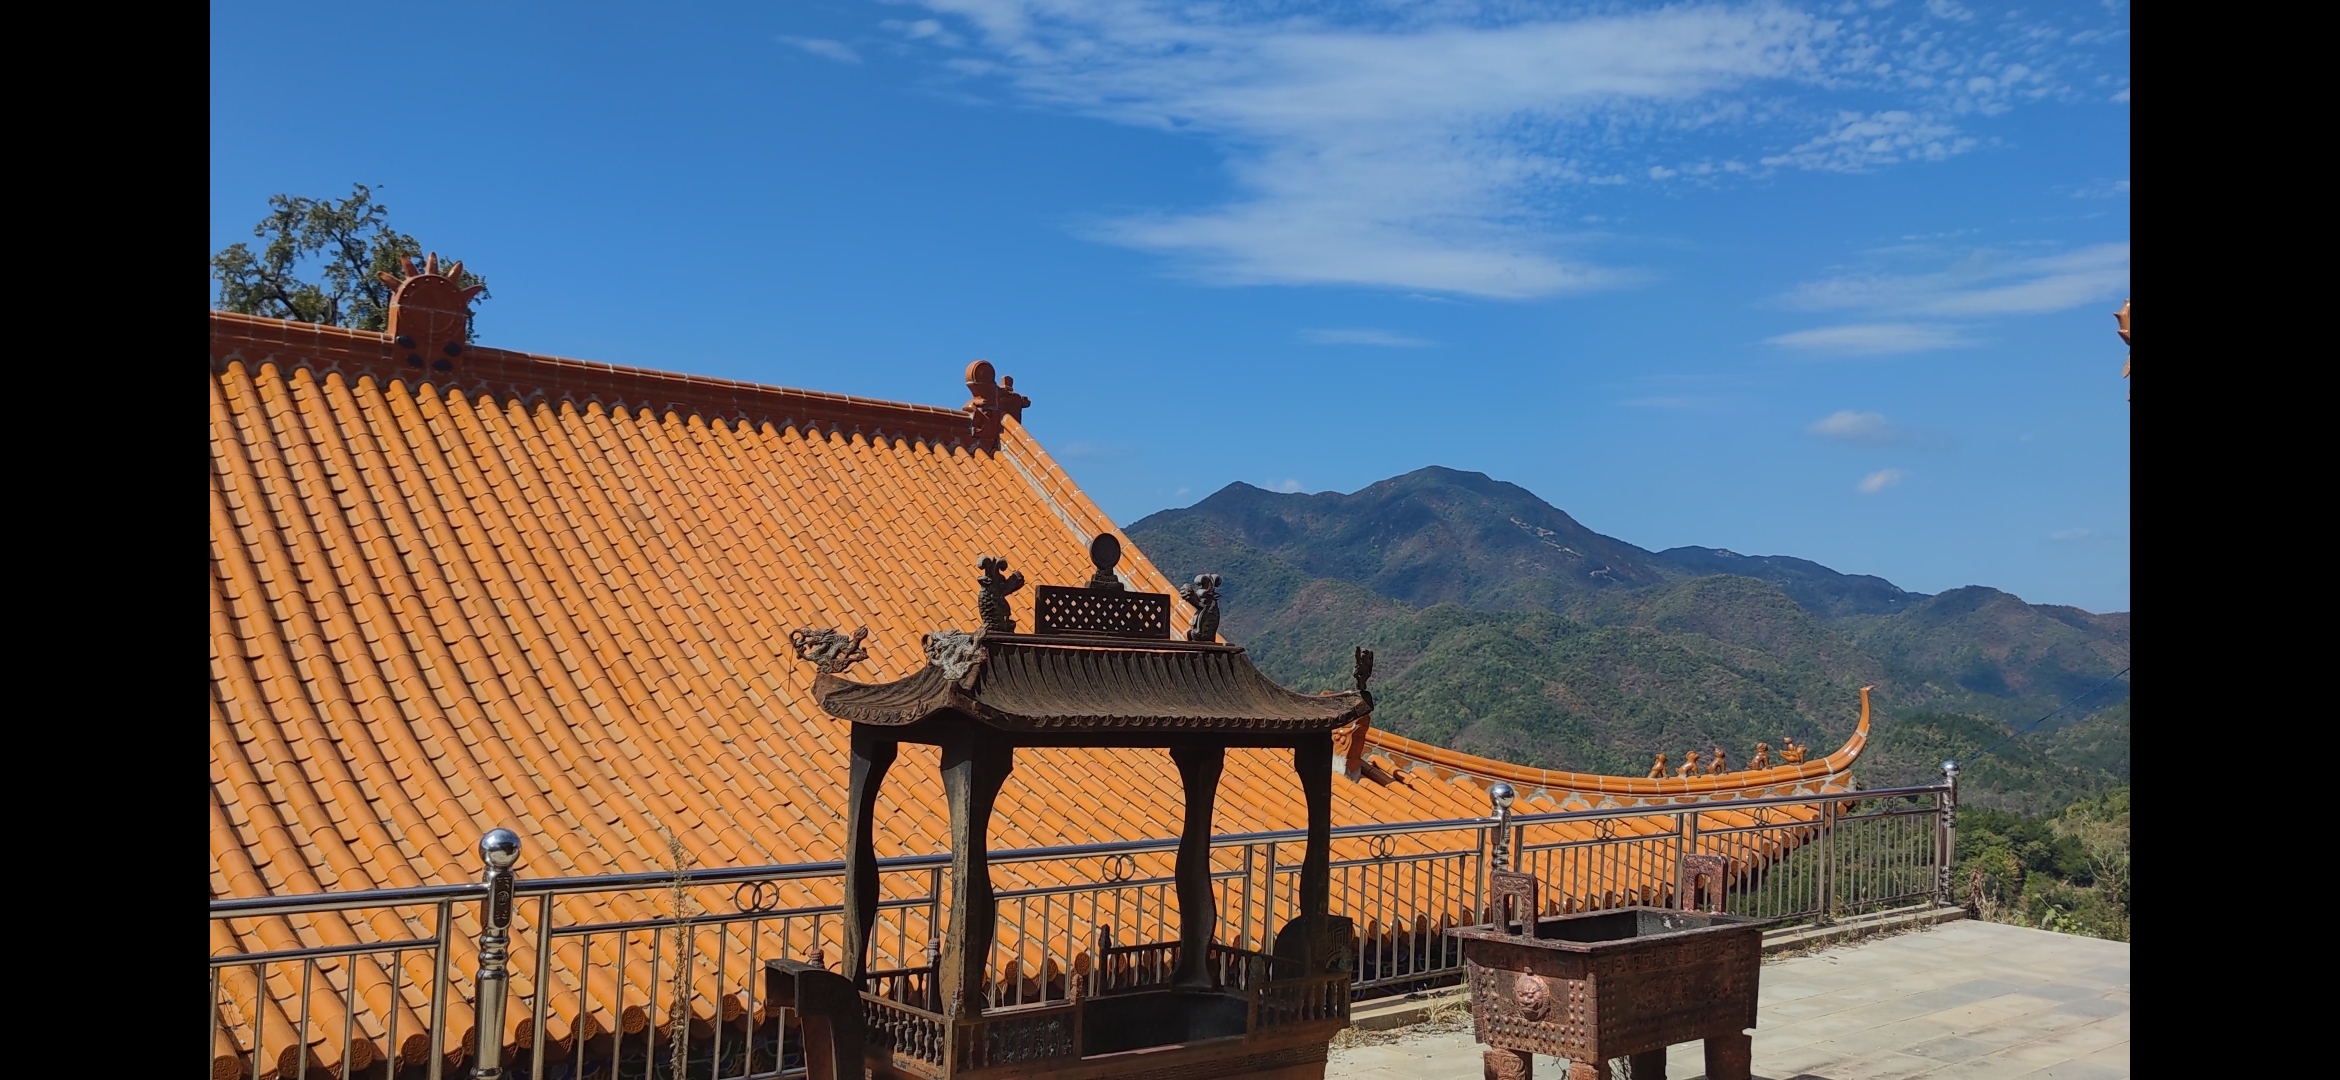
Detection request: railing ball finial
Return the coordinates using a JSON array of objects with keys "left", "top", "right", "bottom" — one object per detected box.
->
[
  {"left": 1488, "top": 783, "right": 1517, "bottom": 873},
  {"left": 472, "top": 828, "right": 522, "bottom": 1078},
  {"left": 1940, "top": 760, "right": 1959, "bottom": 779},
  {"left": 481, "top": 828, "right": 521, "bottom": 869}
]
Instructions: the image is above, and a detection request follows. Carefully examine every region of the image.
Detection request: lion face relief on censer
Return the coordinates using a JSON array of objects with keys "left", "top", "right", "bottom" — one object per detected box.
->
[{"left": 1513, "top": 972, "right": 1552, "bottom": 1021}]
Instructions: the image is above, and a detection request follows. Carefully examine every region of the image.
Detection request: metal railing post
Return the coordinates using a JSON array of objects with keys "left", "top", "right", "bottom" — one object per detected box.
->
[
  {"left": 927, "top": 865, "right": 944, "bottom": 966},
  {"left": 1488, "top": 783, "right": 1515, "bottom": 873},
  {"left": 1241, "top": 843, "right": 1258, "bottom": 952},
  {"left": 1472, "top": 825, "right": 1488, "bottom": 924},
  {"left": 471, "top": 830, "right": 521, "bottom": 1079},
  {"left": 1817, "top": 800, "right": 1836, "bottom": 925},
  {"left": 429, "top": 899, "right": 453, "bottom": 1080},
  {"left": 530, "top": 893, "right": 553, "bottom": 1080},
  {"left": 1680, "top": 810, "right": 1700, "bottom": 909},
  {"left": 1938, "top": 761, "right": 1959, "bottom": 908},
  {"left": 1262, "top": 840, "right": 1279, "bottom": 947}
]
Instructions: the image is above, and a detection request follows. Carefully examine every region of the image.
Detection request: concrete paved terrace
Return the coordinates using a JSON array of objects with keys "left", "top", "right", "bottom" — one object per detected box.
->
[{"left": 1328, "top": 919, "right": 2130, "bottom": 1080}]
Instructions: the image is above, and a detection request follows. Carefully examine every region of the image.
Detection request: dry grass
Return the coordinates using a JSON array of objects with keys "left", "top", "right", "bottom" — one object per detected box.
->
[
  {"left": 665, "top": 829, "right": 695, "bottom": 1079},
  {"left": 1761, "top": 917, "right": 1938, "bottom": 963},
  {"left": 1328, "top": 992, "right": 1473, "bottom": 1049}
]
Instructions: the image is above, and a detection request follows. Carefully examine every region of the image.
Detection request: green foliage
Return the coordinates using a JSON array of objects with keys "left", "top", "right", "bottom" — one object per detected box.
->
[
  {"left": 211, "top": 183, "right": 489, "bottom": 339},
  {"left": 1956, "top": 787, "right": 2129, "bottom": 941},
  {"left": 1856, "top": 709, "right": 2125, "bottom": 815}
]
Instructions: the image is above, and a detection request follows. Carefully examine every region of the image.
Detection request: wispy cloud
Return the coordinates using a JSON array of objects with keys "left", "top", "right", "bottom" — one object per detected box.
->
[
  {"left": 1300, "top": 328, "right": 1437, "bottom": 348},
  {"left": 1766, "top": 323, "right": 1974, "bottom": 356},
  {"left": 779, "top": 36, "right": 861, "bottom": 63},
  {"left": 2049, "top": 527, "right": 2094, "bottom": 541},
  {"left": 2061, "top": 178, "right": 2130, "bottom": 199},
  {"left": 1267, "top": 478, "right": 1306, "bottom": 494},
  {"left": 895, "top": 1, "right": 2124, "bottom": 298},
  {"left": 1767, "top": 241, "right": 2128, "bottom": 353},
  {"left": 1782, "top": 243, "right": 2131, "bottom": 318},
  {"left": 1857, "top": 468, "right": 1906, "bottom": 494},
  {"left": 1760, "top": 111, "right": 1980, "bottom": 173},
  {"left": 1807, "top": 410, "right": 1900, "bottom": 445},
  {"left": 882, "top": 18, "right": 964, "bottom": 48}
]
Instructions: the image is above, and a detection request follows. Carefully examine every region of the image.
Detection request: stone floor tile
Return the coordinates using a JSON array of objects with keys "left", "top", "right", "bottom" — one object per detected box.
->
[
  {"left": 2049, "top": 996, "right": 2125, "bottom": 1019},
  {"left": 1332, "top": 920, "right": 2126, "bottom": 1080},
  {"left": 1904, "top": 1034, "right": 2002, "bottom": 1063}
]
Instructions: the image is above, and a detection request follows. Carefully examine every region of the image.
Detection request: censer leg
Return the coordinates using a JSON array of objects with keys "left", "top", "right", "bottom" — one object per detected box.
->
[
  {"left": 1703, "top": 1032, "right": 1753, "bottom": 1080},
  {"left": 1563, "top": 1056, "right": 1609, "bottom": 1080},
  {"left": 1482, "top": 1047, "right": 1533, "bottom": 1080},
  {"left": 1627, "top": 1048, "right": 1668, "bottom": 1079}
]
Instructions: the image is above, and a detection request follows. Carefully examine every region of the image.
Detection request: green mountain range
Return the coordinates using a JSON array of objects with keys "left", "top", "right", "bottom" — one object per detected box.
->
[{"left": 1125, "top": 467, "right": 2129, "bottom": 814}]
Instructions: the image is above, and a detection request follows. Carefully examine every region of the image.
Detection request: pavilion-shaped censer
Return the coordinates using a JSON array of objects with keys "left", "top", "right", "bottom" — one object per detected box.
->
[{"left": 774, "top": 535, "right": 1369, "bottom": 1079}]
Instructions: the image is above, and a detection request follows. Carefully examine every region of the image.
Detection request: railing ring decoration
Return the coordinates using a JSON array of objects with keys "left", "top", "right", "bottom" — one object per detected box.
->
[{"left": 733, "top": 880, "right": 783, "bottom": 914}]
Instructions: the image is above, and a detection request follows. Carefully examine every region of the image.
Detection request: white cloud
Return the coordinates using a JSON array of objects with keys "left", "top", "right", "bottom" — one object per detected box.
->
[
  {"left": 1806, "top": 410, "right": 1900, "bottom": 445},
  {"left": 779, "top": 36, "right": 861, "bottom": 63},
  {"left": 1783, "top": 243, "right": 2131, "bottom": 318},
  {"left": 1758, "top": 110, "right": 1978, "bottom": 172},
  {"left": 1857, "top": 468, "right": 1905, "bottom": 494},
  {"left": 2050, "top": 527, "right": 2093, "bottom": 541},
  {"left": 1269, "top": 478, "right": 1306, "bottom": 493},
  {"left": 896, "top": 0, "right": 2121, "bottom": 298},
  {"left": 1300, "top": 328, "right": 1437, "bottom": 347},
  {"left": 883, "top": 18, "right": 965, "bottom": 47},
  {"left": 1765, "top": 323, "right": 1974, "bottom": 355}
]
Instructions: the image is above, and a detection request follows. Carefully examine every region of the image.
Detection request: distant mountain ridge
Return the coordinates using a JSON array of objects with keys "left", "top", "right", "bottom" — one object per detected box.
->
[{"left": 1125, "top": 467, "right": 2129, "bottom": 812}]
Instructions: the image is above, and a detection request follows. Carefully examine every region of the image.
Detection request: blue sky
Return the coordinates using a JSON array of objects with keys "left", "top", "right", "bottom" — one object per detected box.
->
[{"left": 210, "top": 0, "right": 2130, "bottom": 612}]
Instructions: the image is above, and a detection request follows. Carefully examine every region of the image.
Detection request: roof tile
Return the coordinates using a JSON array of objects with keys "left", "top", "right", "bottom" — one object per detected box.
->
[{"left": 212, "top": 313, "right": 1861, "bottom": 1074}]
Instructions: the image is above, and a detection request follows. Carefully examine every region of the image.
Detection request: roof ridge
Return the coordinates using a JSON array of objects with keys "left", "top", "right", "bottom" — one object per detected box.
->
[
  {"left": 209, "top": 309, "right": 981, "bottom": 448},
  {"left": 1353, "top": 687, "right": 1874, "bottom": 806}
]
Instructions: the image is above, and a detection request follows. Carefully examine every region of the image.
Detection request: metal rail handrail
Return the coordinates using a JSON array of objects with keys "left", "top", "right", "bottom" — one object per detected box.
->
[
  {"left": 208, "top": 768, "right": 1959, "bottom": 1080},
  {"left": 211, "top": 782, "right": 1946, "bottom": 919}
]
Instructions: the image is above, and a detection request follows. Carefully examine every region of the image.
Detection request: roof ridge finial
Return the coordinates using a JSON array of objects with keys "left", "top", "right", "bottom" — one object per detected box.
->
[
  {"left": 2115, "top": 299, "right": 2130, "bottom": 401},
  {"left": 1085, "top": 534, "right": 1124, "bottom": 591},
  {"left": 789, "top": 625, "right": 871, "bottom": 675},
  {"left": 380, "top": 249, "right": 486, "bottom": 376},
  {"left": 964, "top": 360, "right": 1032, "bottom": 450}
]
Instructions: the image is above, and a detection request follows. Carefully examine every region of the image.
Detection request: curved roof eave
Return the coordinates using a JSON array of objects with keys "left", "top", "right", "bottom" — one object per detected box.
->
[{"left": 1352, "top": 687, "right": 1874, "bottom": 808}]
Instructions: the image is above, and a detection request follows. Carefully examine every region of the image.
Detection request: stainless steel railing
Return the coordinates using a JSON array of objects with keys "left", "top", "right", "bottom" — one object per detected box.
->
[{"left": 209, "top": 765, "right": 1957, "bottom": 1079}]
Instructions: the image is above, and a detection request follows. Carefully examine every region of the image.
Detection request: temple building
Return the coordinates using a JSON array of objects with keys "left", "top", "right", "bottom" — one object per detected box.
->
[{"left": 209, "top": 264, "right": 1867, "bottom": 1078}]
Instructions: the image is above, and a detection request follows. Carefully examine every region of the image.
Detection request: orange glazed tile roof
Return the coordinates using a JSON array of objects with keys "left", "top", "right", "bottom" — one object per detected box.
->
[{"left": 208, "top": 308, "right": 1865, "bottom": 1078}]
